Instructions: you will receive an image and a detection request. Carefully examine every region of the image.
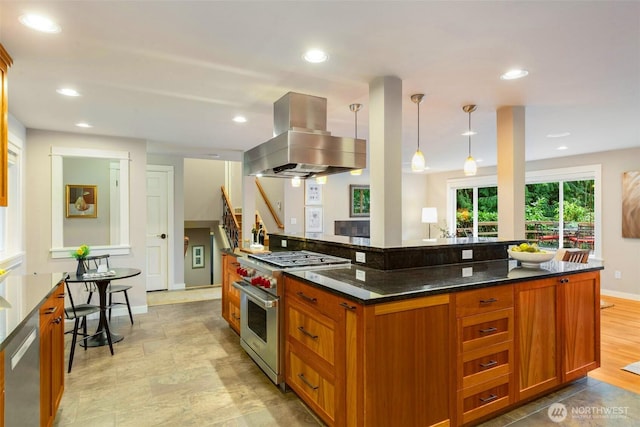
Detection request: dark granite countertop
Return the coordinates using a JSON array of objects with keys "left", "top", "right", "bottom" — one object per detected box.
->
[
  {"left": 285, "top": 259, "right": 604, "bottom": 305},
  {"left": 0, "top": 272, "right": 67, "bottom": 349},
  {"left": 270, "top": 232, "right": 519, "bottom": 250}
]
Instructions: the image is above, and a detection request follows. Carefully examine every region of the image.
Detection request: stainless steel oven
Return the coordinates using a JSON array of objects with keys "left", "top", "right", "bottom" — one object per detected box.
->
[
  {"left": 232, "top": 251, "right": 350, "bottom": 388},
  {"left": 232, "top": 280, "right": 279, "bottom": 384}
]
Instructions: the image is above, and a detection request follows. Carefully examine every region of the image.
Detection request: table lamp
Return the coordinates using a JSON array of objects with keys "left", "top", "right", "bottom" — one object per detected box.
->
[{"left": 422, "top": 207, "right": 438, "bottom": 241}]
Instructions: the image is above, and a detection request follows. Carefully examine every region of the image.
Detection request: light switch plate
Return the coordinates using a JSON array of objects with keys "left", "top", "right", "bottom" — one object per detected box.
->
[
  {"left": 462, "top": 249, "right": 473, "bottom": 260},
  {"left": 355, "top": 252, "right": 366, "bottom": 263},
  {"left": 281, "top": 240, "right": 287, "bottom": 248}
]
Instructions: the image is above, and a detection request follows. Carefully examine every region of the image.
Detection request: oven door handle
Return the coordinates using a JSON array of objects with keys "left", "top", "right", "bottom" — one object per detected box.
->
[{"left": 233, "top": 282, "right": 278, "bottom": 308}]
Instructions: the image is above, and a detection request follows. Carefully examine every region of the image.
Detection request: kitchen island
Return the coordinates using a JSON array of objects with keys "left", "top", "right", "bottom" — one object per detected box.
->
[{"left": 283, "top": 259, "right": 602, "bottom": 426}]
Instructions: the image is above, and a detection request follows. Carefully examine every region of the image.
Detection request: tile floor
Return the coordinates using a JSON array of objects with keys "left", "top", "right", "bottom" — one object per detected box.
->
[{"left": 56, "top": 299, "right": 640, "bottom": 426}]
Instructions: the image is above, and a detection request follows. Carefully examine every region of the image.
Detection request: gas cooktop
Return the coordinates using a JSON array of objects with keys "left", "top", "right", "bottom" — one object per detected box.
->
[{"left": 248, "top": 250, "right": 351, "bottom": 269}]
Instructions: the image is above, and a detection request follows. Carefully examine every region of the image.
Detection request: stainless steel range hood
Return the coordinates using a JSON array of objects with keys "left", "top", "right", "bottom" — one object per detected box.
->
[{"left": 244, "top": 92, "right": 366, "bottom": 178}]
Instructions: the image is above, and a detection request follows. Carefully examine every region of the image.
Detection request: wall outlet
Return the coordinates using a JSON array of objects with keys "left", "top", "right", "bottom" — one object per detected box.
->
[
  {"left": 290, "top": 217, "right": 297, "bottom": 225},
  {"left": 462, "top": 249, "right": 473, "bottom": 260},
  {"left": 614, "top": 270, "right": 622, "bottom": 279},
  {"left": 462, "top": 267, "right": 473, "bottom": 278},
  {"left": 281, "top": 240, "right": 287, "bottom": 248},
  {"left": 355, "top": 252, "right": 366, "bottom": 263}
]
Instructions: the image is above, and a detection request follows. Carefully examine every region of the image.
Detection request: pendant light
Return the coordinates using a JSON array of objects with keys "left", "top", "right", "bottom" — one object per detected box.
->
[
  {"left": 462, "top": 104, "right": 477, "bottom": 176},
  {"left": 349, "top": 103, "right": 363, "bottom": 176},
  {"left": 410, "top": 94, "right": 425, "bottom": 172}
]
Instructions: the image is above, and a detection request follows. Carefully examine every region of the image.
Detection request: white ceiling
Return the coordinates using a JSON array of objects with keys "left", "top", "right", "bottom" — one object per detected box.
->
[{"left": 2, "top": 1, "right": 639, "bottom": 173}]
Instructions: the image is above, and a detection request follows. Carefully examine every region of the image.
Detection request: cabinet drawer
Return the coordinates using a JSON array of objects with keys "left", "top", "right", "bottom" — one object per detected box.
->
[
  {"left": 288, "top": 351, "right": 335, "bottom": 423},
  {"left": 459, "top": 308, "right": 513, "bottom": 353},
  {"left": 288, "top": 304, "right": 335, "bottom": 366},
  {"left": 459, "top": 374, "right": 511, "bottom": 425},
  {"left": 460, "top": 342, "right": 512, "bottom": 390},
  {"left": 285, "top": 278, "right": 343, "bottom": 321},
  {"left": 228, "top": 284, "right": 240, "bottom": 301},
  {"left": 457, "top": 285, "right": 513, "bottom": 317},
  {"left": 228, "top": 301, "right": 240, "bottom": 333}
]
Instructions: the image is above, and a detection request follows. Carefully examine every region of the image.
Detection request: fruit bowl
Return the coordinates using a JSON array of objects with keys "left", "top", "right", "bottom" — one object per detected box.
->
[{"left": 508, "top": 248, "right": 554, "bottom": 268}]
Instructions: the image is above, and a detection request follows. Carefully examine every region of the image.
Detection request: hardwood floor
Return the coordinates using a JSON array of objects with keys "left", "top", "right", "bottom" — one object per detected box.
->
[{"left": 589, "top": 296, "right": 640, "bottom": 394}]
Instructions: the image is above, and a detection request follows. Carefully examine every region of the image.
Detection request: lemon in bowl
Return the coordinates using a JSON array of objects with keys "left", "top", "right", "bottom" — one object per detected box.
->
[{"left": 508, "top": 243, "right": 554, "bottom": 268}]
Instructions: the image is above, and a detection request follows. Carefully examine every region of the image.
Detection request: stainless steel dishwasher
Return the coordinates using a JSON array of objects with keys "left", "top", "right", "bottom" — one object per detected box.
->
[{"left": 4, "top": 310, "right": 40, "bottom": 426}]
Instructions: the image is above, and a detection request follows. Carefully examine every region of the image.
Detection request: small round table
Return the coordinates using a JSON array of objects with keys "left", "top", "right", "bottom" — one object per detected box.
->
[{"left": 66, "top": 267, "right": 141, "bottom": 348}]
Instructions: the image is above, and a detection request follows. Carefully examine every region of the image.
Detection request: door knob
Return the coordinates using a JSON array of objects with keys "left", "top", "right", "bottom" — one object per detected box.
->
[{"left": 158, "top": 233, "right": 167, "bottom": 239}]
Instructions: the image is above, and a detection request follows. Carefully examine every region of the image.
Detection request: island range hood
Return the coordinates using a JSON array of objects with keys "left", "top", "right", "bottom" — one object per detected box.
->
[{"left": 244, "top": 92, "right": 366, "bottom": 178}]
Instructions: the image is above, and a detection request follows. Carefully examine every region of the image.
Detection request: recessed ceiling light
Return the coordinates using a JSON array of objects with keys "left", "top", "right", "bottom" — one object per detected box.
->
[
  {"left": 546, "top": 132, "right": 571, "bottom": 138},
  {"left": 56, "top": 88, "right": 80, "bottom": 97},
  {"left": 75, "top": 122, "right": 92, "bottom": 128},
  {"left": 19, "top": 13, "right": 61, "bottom": 33},
  {"left": 500, "top": 69, "right": 529, "bottom": 80},
  {"left": 557, "top": 145, "right": 568, "bottom": 150},
  {"left": 461, "top": 131, "right": 477, "bottom": 136},
  {"left": 303, "top": 49, "right": 328, "bottom": 63},
  {"left": 232, "top": 116, "right": 247, "bottom": 123}
]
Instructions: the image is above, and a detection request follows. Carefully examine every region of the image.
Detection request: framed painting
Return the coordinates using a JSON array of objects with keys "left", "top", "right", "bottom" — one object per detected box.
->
[
  {"left": 305, "top": 180, "right": 323, "bottom": 205},
  {"left": 192, "top": 245, "right": 205, "bottom": 268},
  {"left": 350, "top": 184, "right": 370, "bottom": 217},
  {"left": 66, "top": 185, "right": 97, "bottom": 218},
  {"left": 622, "top": 171, "right": 640, "bottom": 238},
  {"left": 305, "top": 206, "right": 323, "bottom": 233}
]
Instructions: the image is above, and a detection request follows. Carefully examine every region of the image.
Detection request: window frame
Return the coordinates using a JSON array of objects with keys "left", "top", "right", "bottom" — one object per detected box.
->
[{"left": 447, "top": 165, "right": 602, "bottom": 258}]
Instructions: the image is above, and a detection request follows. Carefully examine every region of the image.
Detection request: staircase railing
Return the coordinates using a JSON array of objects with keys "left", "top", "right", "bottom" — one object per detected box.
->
[
  {"left": 221, "top": 186, "right": 240, "bottom": 249},
  {"left": 255, "top": 178, "right": 285, "bottom": 230}
]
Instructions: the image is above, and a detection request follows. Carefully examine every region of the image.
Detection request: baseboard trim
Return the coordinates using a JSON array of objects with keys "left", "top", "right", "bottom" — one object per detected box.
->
[{"left": 600, "top": 289, "right": 640, "bottom": 301}]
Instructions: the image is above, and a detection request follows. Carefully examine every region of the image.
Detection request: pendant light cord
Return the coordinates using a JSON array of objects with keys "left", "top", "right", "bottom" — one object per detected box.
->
[
  {"left": 417, "top": 102, "right": 420, "bottom": 150},
  {"left": 468, "top": 111, "right": 471, "bottom": 156}
]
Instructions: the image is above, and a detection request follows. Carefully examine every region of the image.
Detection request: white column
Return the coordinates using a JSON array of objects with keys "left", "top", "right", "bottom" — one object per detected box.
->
[
  {"left": 497, "top": 106, "right": 526, "bottom": 240},
  {"left": 369, "top": 76, "right": 403, "bottom": 247}
]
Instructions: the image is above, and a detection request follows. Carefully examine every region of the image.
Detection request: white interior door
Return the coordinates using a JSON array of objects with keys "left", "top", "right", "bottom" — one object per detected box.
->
[{"left": 146, "top": 166, "right": 172, "bottom": 291}]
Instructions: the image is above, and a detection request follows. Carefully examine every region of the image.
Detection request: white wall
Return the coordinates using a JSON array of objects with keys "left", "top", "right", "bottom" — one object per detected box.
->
[
  {"left": 427, "top": 147, "right": 640, "bottom": 299},
  {"left": 25, "top": 129, "right": 148, "bottom": 311},
  {"left": 184, "top": 158, "right": 226, "bottom": 221}
]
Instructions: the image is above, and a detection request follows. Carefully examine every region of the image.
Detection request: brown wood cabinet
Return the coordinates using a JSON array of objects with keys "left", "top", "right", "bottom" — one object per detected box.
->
[
  {"left": 40, "top": 280, "right": 65, "bottom": 427},
  {"left": 284, "top": 270, "right": 600, "bottom": 427},
  {"left": 284, "top": 277, "right": 452, "bottom": 427},
  {"left": 558, "top": 271, "right": 600, "bottom": 382},
  {"left": 221, "top": 253, "right": 241, "bottom": 333},
  {"left": 455, "top": 285, "right": 514, "bottom": 425},
  {"left": 0, "top": 43, "right": 12, "bottom": 207},
  {"left": 515, "top": 278, "right": 561, "bottom": 400},
  {"left": 285, "top": 277, "right": 347, "bottom": 426}
]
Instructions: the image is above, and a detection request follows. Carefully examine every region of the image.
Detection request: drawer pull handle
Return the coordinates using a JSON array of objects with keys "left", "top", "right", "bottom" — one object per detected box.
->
[
  {"left": 479, "top": 327, "right": 498, "bottom": 334},
  {"left": 231, "top": 262, "right": 240, "bottom": 267},
  {"left": 560, "top": 278, "right": 569, "bottom": 283},
  {"left": 479, "top": 298, "right": 498, "bottom": 304},
  {"left": 479, "top": 360, "right": 498, "bottom": 369},
  {"left": 298, "top": 326, "right": 319, "bottom": 340},
  {"left": 298, "top": 373, "right": 319, "bottom": 390},
  {"left": 43, "top": 307, "right": 56, "bottom": 314},
  {"left": 296, "top": 292, "right": 317, "bottom": 303},
  {"left": 232, "top": 313, "right": 240, "bottom": 320},
  {"left": 479, "top": 394, "right": 498, "bottom": 403},
  {"left": 53, "top": 316, "right": 63, "bottom": 324},
  {"left": 339, "top": 302, "right": 356, "bottom": 311},
  {"left": 58, "top": 293, "right": 66, "bottom": 299}
]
